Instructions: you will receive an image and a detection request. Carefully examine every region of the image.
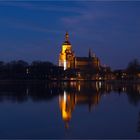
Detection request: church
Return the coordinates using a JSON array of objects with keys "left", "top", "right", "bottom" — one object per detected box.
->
[{"left": 59, "top": 32, "right": 101, "bottom": 71}]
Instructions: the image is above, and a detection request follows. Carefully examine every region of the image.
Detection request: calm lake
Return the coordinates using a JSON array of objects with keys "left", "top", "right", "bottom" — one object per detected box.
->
[{"left": 0, "top": 81, "right": 140, "bottom": 139}]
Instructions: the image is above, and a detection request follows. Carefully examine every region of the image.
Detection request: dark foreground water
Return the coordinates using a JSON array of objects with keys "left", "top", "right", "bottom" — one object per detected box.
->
[{"left": 0, "top": 81, "right": 140, "bottom": 139}]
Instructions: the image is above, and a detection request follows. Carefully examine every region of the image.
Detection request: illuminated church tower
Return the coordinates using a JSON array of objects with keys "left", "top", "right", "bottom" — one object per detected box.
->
[{"left": 59, "top": 32, "right": 75, "bottom": 70}]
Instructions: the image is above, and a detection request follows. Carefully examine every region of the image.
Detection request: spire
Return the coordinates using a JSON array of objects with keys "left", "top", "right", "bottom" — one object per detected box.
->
[
  {"left": 65, "top": 32, "right": 69, "bottom": 42},
  {"left": 89, "top": 48, "right": 92, "bottom": 58},
  {"left": 63, "top": 32, "right": 71, "bottom": 45}
]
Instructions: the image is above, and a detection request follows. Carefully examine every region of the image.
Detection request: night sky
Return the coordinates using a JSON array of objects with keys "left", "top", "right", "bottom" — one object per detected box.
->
[{"left": 0, "top": 1, "right": 140, "bottom": 69}]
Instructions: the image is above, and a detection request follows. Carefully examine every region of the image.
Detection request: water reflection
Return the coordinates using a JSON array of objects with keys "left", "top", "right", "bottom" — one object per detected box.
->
[
  {"left": 0, "top": 82, "right": 63, "bottom": 102},
  {"left": 59, "top": 85, "right": 100, "bottom": 128},
  {"left": 59, "top": 91, "right": 75, "bottom": 129},
  {"left": 0, "top": 81, "right": 140, "bottom": 104},
  {"left": 0, "top": 81, "right": 140, "bottom": 131}
]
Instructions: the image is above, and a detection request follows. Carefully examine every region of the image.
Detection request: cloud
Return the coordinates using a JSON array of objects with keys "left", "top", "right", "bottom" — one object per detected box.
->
[
  {"left": 0, "top": 1, "right": 84, "bottom": 14},
  {"left": 0, "top": 17, "right": 62, "bottom": 34},
  {"left": 60, "top": 4, "right": 114, "bottom": 37}
]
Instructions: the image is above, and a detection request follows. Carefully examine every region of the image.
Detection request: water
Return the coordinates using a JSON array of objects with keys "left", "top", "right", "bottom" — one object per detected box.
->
[{"left": 0, "top": 81, "right": 140, "bottom": 139}]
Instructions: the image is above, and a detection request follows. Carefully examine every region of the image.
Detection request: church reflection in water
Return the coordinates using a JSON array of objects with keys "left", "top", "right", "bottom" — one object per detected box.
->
[
  {"left": 0, "top": 81, "right": 140, "bottom": 129},
  {"left": 58, "top": 82, "right": 106, "bottom": 128},
  {"left": 58, "top": 81, "right": 140, "bottom": 128},
  {"left": 59, "top": 88, "right": 100, "bottom": 128},
  {"left": 59, "top": 91, "right": 75, "bottom": 128}
]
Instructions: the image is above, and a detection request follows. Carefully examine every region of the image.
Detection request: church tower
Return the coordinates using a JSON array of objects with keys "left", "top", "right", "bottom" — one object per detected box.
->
[{"left": 59, "top": 32, "right": 75, "bottom": 70}]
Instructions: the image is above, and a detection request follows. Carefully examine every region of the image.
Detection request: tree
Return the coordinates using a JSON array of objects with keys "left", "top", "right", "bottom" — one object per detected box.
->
[
  {"left": 126, "top": 59, "right": 140, "bottom": 80},
  {"left": 127, "top": 59, "right": 140, "bottom": 73}
]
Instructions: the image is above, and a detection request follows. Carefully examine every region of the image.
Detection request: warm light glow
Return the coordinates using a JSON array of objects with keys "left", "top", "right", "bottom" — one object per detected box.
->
[
  {"left": 59, "top": 92, "right": 72, "bottom": 123},
  {"left": 96, "top": 82, "right": 99, "bottom": 91},
  {"left": 64, "top": 60, "right": 67, "bottom": 70},
  {"left": 78, "top": 83, "right": 81, "bottom": 91},
  {"left": 62, "top": 105, "right": 71, "bottom": 121},
  {"left": 62, "top": 45, "right": 71, "bottom": 53},
  {"left": 59, "top": 32, "right": 75, "bottom": 70},
  {"left": 64, "top": 90, "right": 67, "bottom": 102},
  {"left": 99, "top": 81, "right": 102, "bottom": 89},
  {"left": 99, "top": 77, "right": 102, "bottom": 80}
]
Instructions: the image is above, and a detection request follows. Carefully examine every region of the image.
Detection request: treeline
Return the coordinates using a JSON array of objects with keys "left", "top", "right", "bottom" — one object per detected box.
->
[
  {"left": 114, "top": 59, "right": 140, "bottom": 80},
  {"left": 0, "top": 59, "right": 139, "bottom": 81},
  {"left": 0, "top": 60, "right": 63, "bottom": 80}
]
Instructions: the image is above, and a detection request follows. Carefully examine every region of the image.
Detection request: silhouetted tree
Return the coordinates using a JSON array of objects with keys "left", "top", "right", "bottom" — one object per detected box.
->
[
  {"left": 126, "top": 59, "right": 140, "bottom": 80},
  {"left": 127, "top": 59, "right": 140, "bottom": 72}
]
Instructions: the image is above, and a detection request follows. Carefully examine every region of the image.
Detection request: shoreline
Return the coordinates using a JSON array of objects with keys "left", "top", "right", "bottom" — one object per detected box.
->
[{"left": 0, "top": 79, "right": 139, "bottom": 84}]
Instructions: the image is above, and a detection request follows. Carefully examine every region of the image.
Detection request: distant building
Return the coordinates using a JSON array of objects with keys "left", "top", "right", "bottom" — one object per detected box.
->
[
  {"left": 75, "top": 49, "right": 100, "bottom": 71},
  {"left": 59, "top": 32, "right": 101, "bottom": 71},
  {"left": 59, "top": 32, "right": 75, "bottom": 70}
]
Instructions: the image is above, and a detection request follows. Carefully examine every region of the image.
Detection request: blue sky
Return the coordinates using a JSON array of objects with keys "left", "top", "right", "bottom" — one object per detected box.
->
[{"left": 0, "top": 1, "right": 140, "bottom": 69}]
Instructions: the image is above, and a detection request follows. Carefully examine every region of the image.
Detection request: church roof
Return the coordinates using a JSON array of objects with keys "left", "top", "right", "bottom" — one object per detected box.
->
[
  {"left": 63, "top": 40, "right": 71, "bottom": 45},
  {"left": 76, "top": 56, "right": 99, "bottom": 62},
  {"left": 77, "top": 57, "right": 97, "bottom": 61},
  {"left": 63, "top": 32, "right": 71, "bottom": 45},
  {"left": 76, "top": 57, "right": 90, "bottom": 61}
]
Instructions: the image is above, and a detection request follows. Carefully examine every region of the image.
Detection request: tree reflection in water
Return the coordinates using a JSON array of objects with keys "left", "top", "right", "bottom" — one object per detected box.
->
[{"left": 0, "top": 81, "right": 140, "bottom": 129}]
